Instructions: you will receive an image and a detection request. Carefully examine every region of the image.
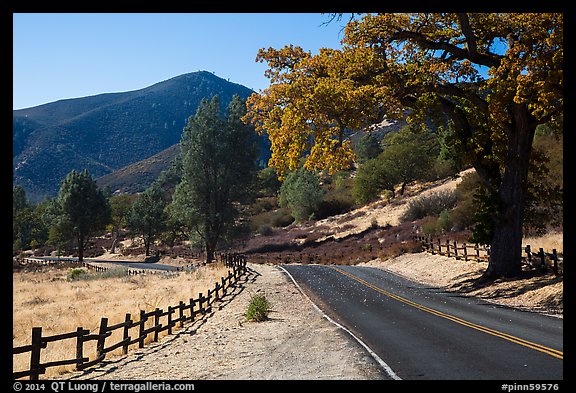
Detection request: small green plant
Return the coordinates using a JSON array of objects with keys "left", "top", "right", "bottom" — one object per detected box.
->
[
  {"left": 245, "top": 292, "right": 272, "bottom": 322},
  {"left": 67, "top": 268, "right": 86, "bottom": 281}
]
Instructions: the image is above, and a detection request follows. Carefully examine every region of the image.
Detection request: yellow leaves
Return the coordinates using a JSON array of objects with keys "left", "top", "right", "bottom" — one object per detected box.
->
[
  {"left": 244, "top": 42, "right": 387, "bottom": 177},
  {"left": 244, "top": 13, "right": 563, "bottom": 179}
]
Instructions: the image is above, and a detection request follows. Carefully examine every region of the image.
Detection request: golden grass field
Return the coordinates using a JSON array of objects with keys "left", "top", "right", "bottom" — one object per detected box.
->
[{"left": 13, "top": 263, "right": 230, "bottom": 378}]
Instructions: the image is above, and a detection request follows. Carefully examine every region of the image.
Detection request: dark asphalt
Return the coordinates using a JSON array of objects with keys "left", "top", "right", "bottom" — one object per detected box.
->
[{"left": 281, "top": 264, "right": 563, "bottom": 380}]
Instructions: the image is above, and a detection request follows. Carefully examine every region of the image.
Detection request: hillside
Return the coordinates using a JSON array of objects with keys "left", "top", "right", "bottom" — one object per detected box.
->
[
  {"left": 95, "top": 144, "right": 180, "bottom": 194},
  {"left": 13, "top": 71, "right": 266, "bottom": 201}
]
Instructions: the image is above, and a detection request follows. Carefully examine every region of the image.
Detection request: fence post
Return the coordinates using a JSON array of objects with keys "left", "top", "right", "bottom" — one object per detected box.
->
[
  {"left": 453, "top": 241, "right": 458, "bottom": 259},
  {"left": 446, "top": 239, "right": 451, "bottom": 257},
  {"left": 539, "top": 248, "right": 546, "bottom": 272},
  {"left": 462, "top": 243, "right": 468, "bottom": 261},
  {"left": 167, "top": 306, "right": 173, "bottom": 335},
  {"left": 552, "top": 249, "right": 558, "bottom": 274},
  {"left": 189, "top": 298, "right": 195, "bottom": 322},
  {"left": 525, "top": 245, "right": 532, "bottom": 266},
  {"left": 179, "top": 301, "right": 185, "bottom": 328},
  {"left": 123, "top": 313, "right": 131, "bottom": 355},
  {"left": 198, "top": 293, "right": 205, "bottom": 315},
  {"left": 76, "top": 327, "right": 86, "bottom": 370},
  {"left": 96, "top": 317, "right": 108, "bottom": 359},
  {"left": 139, "top": 310, "right": 146, "bottom": 348},
  {"left": 154, "top": 308, "right": 161, "bottom": 342},
  {"left": 30, "top": 327, "right": 43, "bottom": 380}
]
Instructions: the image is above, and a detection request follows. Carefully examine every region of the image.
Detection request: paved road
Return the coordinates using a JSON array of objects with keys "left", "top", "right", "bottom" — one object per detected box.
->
[{"left": 282, "top": 264, "right": 563, "bottom": 380}]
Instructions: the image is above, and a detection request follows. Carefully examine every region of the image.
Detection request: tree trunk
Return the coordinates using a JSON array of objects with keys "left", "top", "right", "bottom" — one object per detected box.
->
[
  {"left": 144, "top": 237, "right": 151, "bottom": 256},
  {"left": 205, "top": 241, "right": 216, "bottom": 264},
  {"left": 77, "top": 233, "right": 84, "bottom": 262},
  {"left": 483, "top": 104, "right": 536, "bottom": 279},
  {"left": 110, "top": 228, "right": 119, "bottom": 253}
]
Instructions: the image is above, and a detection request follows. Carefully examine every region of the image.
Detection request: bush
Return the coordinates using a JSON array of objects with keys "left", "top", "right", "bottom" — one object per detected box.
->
[
  {"left": 279, "top": 168, "right": 324, "bottom": 222},
  {"left": 67, "top": 268, "right": 86, "bottom": 281},
  {"left": 245, "top": 293, "right": 272, "bottom": 322},
  {"left": 401, "top": 190, "right": 458, "bottom": 222},
  {"left": 421, "top": 216, "right": 442, "bottom": 236}
]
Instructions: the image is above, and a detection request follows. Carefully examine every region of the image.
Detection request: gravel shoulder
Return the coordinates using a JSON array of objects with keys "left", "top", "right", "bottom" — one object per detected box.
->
[{"left": 64, "top": 263, "right": 386, "bottom": 380}]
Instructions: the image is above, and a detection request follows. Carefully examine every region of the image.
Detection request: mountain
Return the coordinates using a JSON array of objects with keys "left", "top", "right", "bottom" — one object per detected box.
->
[
  {"left": 13, "top": 71, "right": 266, "bottom": 202},
  {"left": 95, "top": 144, "right": 181, "bottom": 195}
]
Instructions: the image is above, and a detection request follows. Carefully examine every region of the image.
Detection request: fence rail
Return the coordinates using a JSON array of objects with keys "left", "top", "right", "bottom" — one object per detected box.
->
[
  {"left": 15, "top": 256, "right": 195, "bottom": 275},
  {"left": 414, "top": 235, "right": 563, "bottom": 275},
  {"left": 13, "top": 253, "right": 247, "bottom": 380}
]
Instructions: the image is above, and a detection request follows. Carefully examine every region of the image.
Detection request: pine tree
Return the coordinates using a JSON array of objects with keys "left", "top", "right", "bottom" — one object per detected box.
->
[
  {"left": 51, "top": 169, "right": 111, "bottom": 261},
  {"left": 171, "top": 95, "right": 258, "bottom": 263}
]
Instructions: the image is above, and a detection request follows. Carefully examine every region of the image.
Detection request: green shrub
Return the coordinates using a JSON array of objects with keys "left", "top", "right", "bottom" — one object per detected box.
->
[
  {"left": 67, "top": 268, "right": 86, "bottom": 281},
  {"left": 245, "top": 293, "right": 272, "bottom": 322},
  {"left": 421, "top": 216, "right": 442, "bottom": 236},
  {"left": 279, "top": 168, "right": 324, "bottom": 222}
]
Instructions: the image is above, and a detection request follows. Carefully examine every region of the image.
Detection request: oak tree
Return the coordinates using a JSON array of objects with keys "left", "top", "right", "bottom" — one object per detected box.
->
[{"left": 244, "top": 13, "right": 563, "bottom": 279}]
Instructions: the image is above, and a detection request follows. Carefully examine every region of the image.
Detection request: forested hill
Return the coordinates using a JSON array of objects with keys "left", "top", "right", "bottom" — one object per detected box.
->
[{"left": 13, "top": 71, "right": 266, "bottom": 202}]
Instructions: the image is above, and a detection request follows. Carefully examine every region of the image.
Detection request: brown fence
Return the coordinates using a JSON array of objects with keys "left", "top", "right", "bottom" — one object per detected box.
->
[
  {"left": 13, "top": 254, "right": 247, "bottom": 380},
  {"left": 414, "top": 235, "right": 563, "bottom": 275},
  {"left": 16, "top": 256, "right": 193, "bottom": 275}
]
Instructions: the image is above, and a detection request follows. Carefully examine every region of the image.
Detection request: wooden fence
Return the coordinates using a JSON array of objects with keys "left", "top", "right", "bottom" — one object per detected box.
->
[
  {"left": 414, "top": 235, "right": 563, "bottom": 275},
  {"left": 16, "top": 256, "right": 194, "bottom": 275},
  {"left": 13, "top": 253, "right": 248, "bottom": 380}
]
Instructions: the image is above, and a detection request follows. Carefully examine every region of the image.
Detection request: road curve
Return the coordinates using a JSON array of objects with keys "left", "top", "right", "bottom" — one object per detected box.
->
[{"left": 281, "top": 264, "right": 563, "bottom": 380}]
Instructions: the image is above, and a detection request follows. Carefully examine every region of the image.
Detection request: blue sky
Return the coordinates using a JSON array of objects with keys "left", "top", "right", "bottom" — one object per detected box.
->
[{"left": 13, "top": 13, "right": 350, "bottom": 110}]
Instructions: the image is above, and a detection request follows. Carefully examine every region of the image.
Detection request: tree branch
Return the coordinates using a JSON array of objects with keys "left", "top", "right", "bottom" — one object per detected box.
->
[
  {"left": 390, "top": 29, "right": 503, "bottom": 68},
  {"left": 457, "top": 13, "right": 479, "bottom": 56}
]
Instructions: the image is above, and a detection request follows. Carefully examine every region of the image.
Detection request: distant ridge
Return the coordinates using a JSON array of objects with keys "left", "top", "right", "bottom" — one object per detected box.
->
[{"left": 13, "top": 71, "right": 266, "bottom": 201}]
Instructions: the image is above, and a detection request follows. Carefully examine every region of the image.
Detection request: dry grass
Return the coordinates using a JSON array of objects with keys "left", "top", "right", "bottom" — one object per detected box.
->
[
  {"left": 13, "top": 263, "right": 230, "bottom": 378},
  {"left": 522, "top": 231, "right": 563, "bottom": 254}
]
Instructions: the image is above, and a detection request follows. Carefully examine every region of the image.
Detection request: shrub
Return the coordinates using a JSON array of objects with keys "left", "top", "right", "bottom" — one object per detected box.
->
[
  {"left": 67, "top": 268, "right": 86, "bottom": 281},
  {"left": 400, "top": 190, "right": 458, "bottom": 222},
  {"left": 279, "top": 168, "right": 324, "bottom": 222},
  {"left": 421, "top": 216, "right": 442, "bottom": 236},
  {"left": 245, "top": 293, "right": 272, "bottom": 322}
]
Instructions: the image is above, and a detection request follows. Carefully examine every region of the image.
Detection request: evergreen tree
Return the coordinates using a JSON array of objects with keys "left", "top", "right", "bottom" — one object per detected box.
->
[
  {"left": 127, "top": 184, "right": 168, "bottom": 256},
  {"left": 171, "top": 95, "right": 258, "bottom": 263},
  {"left": 50, "top": 169, "right": 111, "bottom": 261}
]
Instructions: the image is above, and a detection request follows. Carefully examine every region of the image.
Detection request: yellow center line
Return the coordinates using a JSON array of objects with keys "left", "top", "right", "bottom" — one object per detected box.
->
[{"left": 330, "top": 266, "right": 563, "bottom": 360}]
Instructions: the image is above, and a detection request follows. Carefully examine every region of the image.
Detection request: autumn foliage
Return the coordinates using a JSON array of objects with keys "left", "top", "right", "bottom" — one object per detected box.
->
[{"left": 243, "top": 13, "right": 562, "bottom": 278}]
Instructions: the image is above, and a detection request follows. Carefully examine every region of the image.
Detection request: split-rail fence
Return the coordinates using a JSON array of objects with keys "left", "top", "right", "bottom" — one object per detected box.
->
[
  {"left": 13, "top": 253, "right": 247, "bottom": 380},
  {"left": 414, "top": 235, "right": 563, "bottom": 275}
]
